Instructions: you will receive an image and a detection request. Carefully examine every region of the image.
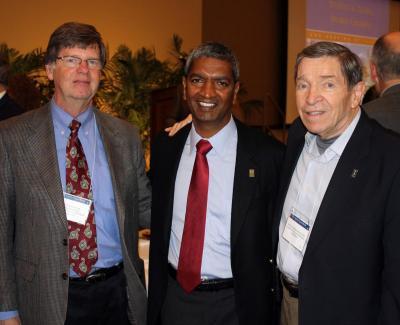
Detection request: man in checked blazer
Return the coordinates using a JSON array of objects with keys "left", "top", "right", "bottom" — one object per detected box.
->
[{"left": 0, "top": 22, "right": 151, "bottom": 325}]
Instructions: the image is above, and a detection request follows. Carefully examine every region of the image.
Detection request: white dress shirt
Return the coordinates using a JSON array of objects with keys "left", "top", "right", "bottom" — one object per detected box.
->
[
  {"left": 277, "top": 110, "right": 361, "bottom": 283},
  {"left": 168, "top": 117, "right": 237, "bottom": 279}
]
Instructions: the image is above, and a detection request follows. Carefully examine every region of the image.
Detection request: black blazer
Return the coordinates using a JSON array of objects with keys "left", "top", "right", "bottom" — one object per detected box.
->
[
  {"left": 272, "top": 111, "right": 400, "bottom": 325},
  {"left": 0, "top": 92, "right": 24, "bottom": 121},
  {"left": 363, "top": 83, "right": 400, "bottom": 134},
  {"left": 148, "top": 119, "right": 284, "bottom": 325}
]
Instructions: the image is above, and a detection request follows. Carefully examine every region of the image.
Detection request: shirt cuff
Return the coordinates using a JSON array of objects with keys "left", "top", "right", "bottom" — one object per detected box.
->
[{"left": 0, "top": 310, "right": 18, "bottom": 320}]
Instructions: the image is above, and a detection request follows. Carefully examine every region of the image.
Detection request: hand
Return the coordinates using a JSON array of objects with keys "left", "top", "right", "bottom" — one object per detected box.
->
[
  {"left": 165, "top": 114, "right": 192, "bottom": 136},
  {"left": 0, "top": 317, "right": 21, "bottom": 325}
]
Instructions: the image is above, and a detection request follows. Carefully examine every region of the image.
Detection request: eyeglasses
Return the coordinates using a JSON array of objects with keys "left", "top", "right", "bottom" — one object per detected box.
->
[{"left": 56, "top": 56, "right": 103, "bottom": 70}]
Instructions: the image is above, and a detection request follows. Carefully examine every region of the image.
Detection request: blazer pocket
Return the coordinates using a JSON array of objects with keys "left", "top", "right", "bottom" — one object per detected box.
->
[{"left": 15, "top": 258, "right": 37, "bottom": 282}]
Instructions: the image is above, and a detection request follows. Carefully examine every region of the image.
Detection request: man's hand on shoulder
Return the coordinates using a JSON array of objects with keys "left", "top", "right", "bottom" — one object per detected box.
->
[{"left": 165, "top": 114, "right": 192, "bottom": 136}]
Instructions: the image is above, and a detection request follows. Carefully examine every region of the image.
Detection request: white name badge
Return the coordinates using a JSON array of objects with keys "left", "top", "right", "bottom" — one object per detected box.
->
[
  {"left": 282, "top": 210, "right": 310, "bottom": 252},
  {"left": 63, "top": 192, "right": 92, "bottom": 225}
]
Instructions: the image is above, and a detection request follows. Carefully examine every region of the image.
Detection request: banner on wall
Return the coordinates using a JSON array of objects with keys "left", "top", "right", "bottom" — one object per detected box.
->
[{"left": 306, "top": 0, "right": 390, "bottom": 82}]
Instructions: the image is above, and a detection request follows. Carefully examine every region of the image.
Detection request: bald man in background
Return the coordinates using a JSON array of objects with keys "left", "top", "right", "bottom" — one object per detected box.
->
[{"left": 364, "top": 32, "right": 400, "bottom": 133}]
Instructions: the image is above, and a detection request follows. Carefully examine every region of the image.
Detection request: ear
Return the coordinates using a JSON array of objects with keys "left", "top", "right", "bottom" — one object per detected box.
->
[
  {"left": 232, "top": 81, "right": 240, "bottom": 104},
  {"left": 182, "top": 76, "right": 187, "bottom": 100},
  {"left": 370, "top": 62, "right": 379, "bottom": 84},
  {"left": 45, "top": 64, "right": 55, "bottom": 81},
  {"left": 351, "top": 81, "right": 366, "bottom": 108}
]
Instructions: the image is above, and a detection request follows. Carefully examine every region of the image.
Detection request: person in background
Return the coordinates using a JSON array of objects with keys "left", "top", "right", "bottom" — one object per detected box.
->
[
  {"left": 0, "top": 56, "right": 24, "bottom": 121},
  {"left": 0, "top": 22, "right": 151, "bottom": 325},
  {"left": 363, "top": 31, "right": 400, "bottom": 133}
]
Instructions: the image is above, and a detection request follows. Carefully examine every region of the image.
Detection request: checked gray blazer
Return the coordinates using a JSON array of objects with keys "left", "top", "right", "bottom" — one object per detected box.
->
[{"left": 0, "top": 104, "right": 151, "bottom": 325}]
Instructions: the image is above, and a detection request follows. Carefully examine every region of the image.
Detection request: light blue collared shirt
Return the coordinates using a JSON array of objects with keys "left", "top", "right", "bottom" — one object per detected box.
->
[
  {"left": 168, "top": 116, "right": 237, "bottom": 279},
  {"left": 51, "top": 100, "right": 123, "bottom": 276},
  {"left": 277, "top": 109, "right": 361, "bottom": 283}
]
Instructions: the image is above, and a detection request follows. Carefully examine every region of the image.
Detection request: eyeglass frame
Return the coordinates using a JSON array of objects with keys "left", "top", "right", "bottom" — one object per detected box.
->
[{"left": 56, "top": 56, "right": 103, "bottom": 70}]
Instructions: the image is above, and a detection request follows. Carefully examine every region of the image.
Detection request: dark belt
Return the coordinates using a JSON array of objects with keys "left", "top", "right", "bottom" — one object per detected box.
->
[
  {"left": 281, "top": 274, "right": 298, "bottom": 298},
  {"left": 69, "top": 262, "right": 123, "bottom": 284},
  {"left": 168, "top": 264, "right": 233, "bottom": 292}
]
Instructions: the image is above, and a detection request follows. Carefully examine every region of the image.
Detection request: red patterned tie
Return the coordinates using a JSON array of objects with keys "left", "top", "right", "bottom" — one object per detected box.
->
[
  {"left": 66, "top": 119, "right": 98, "bottom": 277},
  {"left": 177, "top": 139, "right": 213, "bottom": 292}
]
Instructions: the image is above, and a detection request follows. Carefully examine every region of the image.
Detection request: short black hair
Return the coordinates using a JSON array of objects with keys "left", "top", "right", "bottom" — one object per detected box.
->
[{"left": 184, "top": 42, "right": 240, "bottom": 82}]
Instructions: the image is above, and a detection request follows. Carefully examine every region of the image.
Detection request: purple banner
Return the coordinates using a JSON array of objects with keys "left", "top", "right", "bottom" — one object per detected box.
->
[{"left": 307, "top": 0, "right": 390, "bottom": 38}]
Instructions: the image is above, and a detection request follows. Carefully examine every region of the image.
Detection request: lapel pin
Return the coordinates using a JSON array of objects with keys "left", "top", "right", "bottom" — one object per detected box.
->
[
  {"left": 249, "top": 169, "right": 255, "bottom": 178},
  {"left": 351, "top": 169, "right": 358, "bottom": 178}
]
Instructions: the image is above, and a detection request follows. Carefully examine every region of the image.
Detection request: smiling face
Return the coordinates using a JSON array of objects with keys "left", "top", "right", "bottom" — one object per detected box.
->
[
  {"left": 183, "top": 57, "right": 239, "bottom": 138},
  {"left": 45, "top": 45, "right": 101, "bottom": 116},
  {"left": 296, "top": 56, "right": 364, "bottom": 139}
]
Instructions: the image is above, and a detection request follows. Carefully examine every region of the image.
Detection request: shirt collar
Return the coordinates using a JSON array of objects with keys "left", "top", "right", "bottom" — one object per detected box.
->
[
  {"left": 50, "top": 98, "right": 94, "bottom": 136},
  {"left": 305, "top": 109, "right": 361, "bottom": 160},
  {"left": 0, "top": 90, "right": 6, "bottom": 100},
  {"left": 188, "top": 115, "right": 237, "bottom": 157}
]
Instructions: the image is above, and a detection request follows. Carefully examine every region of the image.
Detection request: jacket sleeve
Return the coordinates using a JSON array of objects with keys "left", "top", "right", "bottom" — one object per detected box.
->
[
  {"left": 133, "top": 131, "right": 151, "bottom": 230},
  {"left": 380, "top": 166, "right": 400, "bottom": 324},
  {"left": 0, "top": 130, "right": 18, "bottom": 311}
]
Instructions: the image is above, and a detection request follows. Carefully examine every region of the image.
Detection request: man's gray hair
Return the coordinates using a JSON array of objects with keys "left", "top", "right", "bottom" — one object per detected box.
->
[{"left": 184, "top": 42, "right": 240, "bottom": 82}]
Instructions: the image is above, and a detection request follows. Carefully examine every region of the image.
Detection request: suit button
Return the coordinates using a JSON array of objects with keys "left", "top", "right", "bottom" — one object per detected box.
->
[
  {"left": 62, "top": 273, "right": 68, "bottom": 280},
  {"left": 63, "top": 239, "right": 68, "bottom": 246},
  {"left": 270, "top": 288, "right": 275, "bottom": 292},
  {"left": 268, "top": 259, "right": 273, "bottom": 264}
]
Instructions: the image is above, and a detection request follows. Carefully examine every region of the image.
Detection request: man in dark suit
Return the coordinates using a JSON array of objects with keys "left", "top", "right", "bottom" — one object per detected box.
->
[
  {"left": 0, "top": 57, "right": 24, "bottom": 121},
  {"left": 363, "top": 31, "right": 400, "bottom": 133},
  {"left": 0, "top": 22, "right": 150, "bottom": 325},
  {"left": 148, "top": 42, "right": 284, "bottom": 325},
  {"left": 272, "top": 41, "right": 400, "bottom": 325}
]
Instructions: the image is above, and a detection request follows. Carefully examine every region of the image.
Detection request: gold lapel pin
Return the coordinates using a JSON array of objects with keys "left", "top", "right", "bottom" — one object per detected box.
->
[{"left": 249, "top": 169, "right": 255, "bottom": 178}]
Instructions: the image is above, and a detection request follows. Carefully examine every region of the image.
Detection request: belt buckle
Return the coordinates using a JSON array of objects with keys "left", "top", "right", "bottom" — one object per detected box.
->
[{"left": 85, "top": 272, "right": 106, "bottom": 283}]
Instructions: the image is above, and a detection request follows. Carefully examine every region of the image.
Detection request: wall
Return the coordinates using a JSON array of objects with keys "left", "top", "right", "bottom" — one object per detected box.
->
[
  {"left": 0, "top": 0, "right": 202, "bottom": 61},
  {"left": 202, "top": 0, "right": 286, "bottom": 127},
  {"left": 285, "top": 0, "right": 400, "bottom": 124},
  {"left": 390, "top": 1, "right": 400, "bottom": 31}
]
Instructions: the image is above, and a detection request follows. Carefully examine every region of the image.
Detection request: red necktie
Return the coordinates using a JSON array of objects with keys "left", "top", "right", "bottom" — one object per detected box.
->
[
  {"left": 66, "top": 119, "right": 98, "bottom": 277},
  {"left": 177, "top": 139, "right": 213, "bottom": 292}
]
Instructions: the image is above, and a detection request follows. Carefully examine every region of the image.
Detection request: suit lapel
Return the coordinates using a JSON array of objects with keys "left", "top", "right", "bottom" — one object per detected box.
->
[
  {"left": 302, "top": 113, "right": 371, "bottom": 258},
  {"left": 162, "top": 126, "right": 191, "bottom": 248},
  {"left": 272, "top": 120, "right": 306, "bottom": 251},
  {"left": 230, "top": 121, "right": 259, "bottom": 246},
  {"left": 27, "top": 105, "right": 67, "bottom": 227},
  {"left": 94, "top": 110, "right": 126, "bottom": 232}
]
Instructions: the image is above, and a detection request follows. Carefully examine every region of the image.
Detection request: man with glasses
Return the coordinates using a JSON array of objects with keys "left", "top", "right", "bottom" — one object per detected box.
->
[{"left": 0, "top": 22, "right": 151, "bottom": 325}]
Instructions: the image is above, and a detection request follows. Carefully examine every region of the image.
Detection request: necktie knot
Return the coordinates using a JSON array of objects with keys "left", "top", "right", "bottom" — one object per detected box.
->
[
  {"left": 196, "top": 139, "right": 212, "bottom": 156},
  {"left": 69, "top": 119, "right": 81, "bottom": 134}
]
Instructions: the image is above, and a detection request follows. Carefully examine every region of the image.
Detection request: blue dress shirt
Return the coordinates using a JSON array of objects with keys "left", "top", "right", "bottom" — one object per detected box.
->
[
  {"left": 51, "top": 100, "right": 123, "bottom": 275},
  {"left": 168, "top": 117, "right": 238, "bottom": 279}
]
